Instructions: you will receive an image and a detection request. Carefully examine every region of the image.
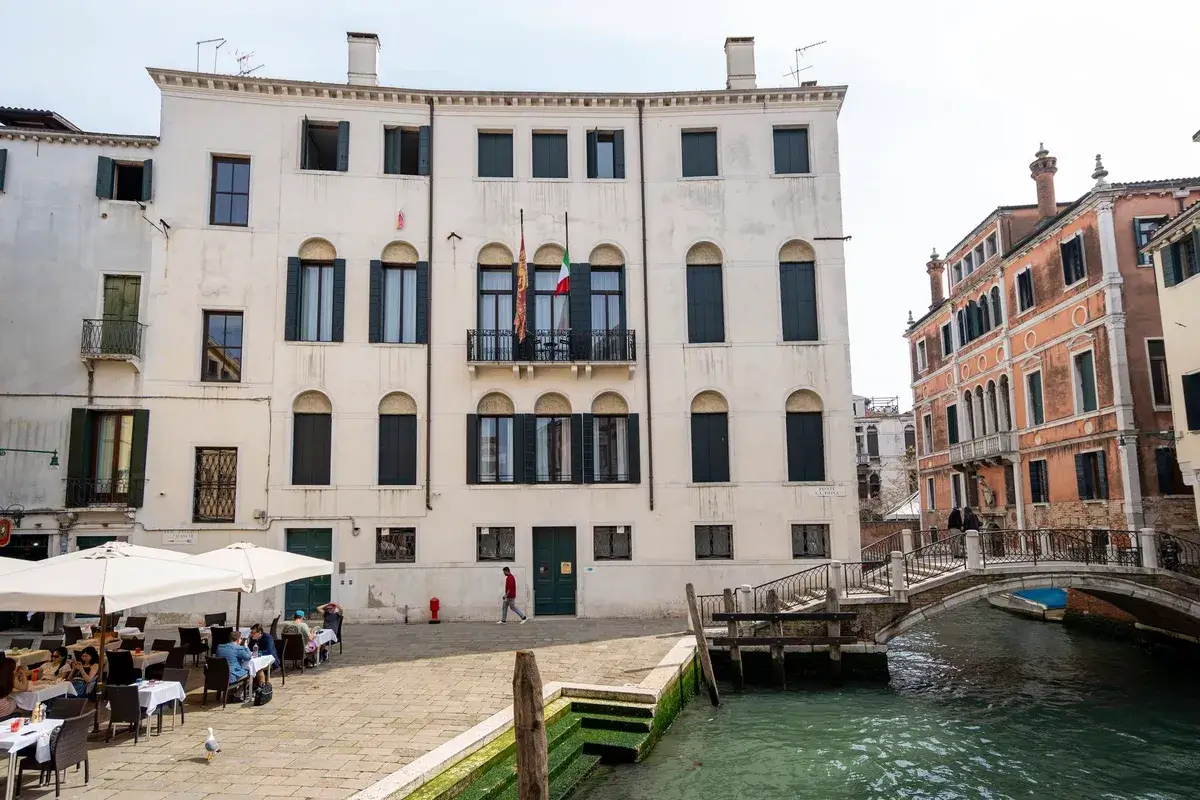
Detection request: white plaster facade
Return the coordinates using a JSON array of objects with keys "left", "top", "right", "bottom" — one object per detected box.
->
[
  {"left": 0, "top": 36, "right": 859, "bottom": 622},
  {"left": 852, "top": 396, "right": 915, "bottom": 515}
]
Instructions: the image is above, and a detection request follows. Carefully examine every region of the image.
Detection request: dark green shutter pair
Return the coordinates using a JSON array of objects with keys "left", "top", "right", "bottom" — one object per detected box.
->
[
  {"left": 685, "top": 265, "right": 725, "bottom": 344},
  {"left": 947, "top": 405, "right": 959, "bottom": 445},
  {"left": 780, "top": 261, "right": 818, "bottom": 341},
  {"left": 367, "top": 260, "right": 430, "bottom": 343},
  {"left": 383, "top": 126, "right": 431, "bottom": 175},
  {"left": 690, "top": 413, "right": 729, "bottom": 483},
  {"left": 66, "top": 408, "right": 150, "bottom": 507},
  {"left": 284, "top": 258, "right": 346, "bottom": 342},
  {"left": 379, "top": 415, "right": 417, "bottom": 485},
  {"left": 785, "top": 412, "right": 825, "bottom": 482},
  {"left": 95, "top": 156, "right": 153, "bottom": 201},
  {"left": 292, "top": 414, "right": 332, "bottom": 485},
  {"left": 1074, "top": 451, "right": 1108, "bottom": 500},
  {"left": 584, "top": 130, "right": 625, "bottom": 179}
]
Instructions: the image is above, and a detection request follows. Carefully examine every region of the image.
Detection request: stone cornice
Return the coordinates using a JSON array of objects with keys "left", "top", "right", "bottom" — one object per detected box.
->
[
  {"left": 148, "top": 68, "right": 847, "bottom": 111},
  {"left": 0, "top": 127, "right": 157, "bottom": 148}
]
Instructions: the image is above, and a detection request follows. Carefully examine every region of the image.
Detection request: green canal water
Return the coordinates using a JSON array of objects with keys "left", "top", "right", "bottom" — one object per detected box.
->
[{"left": 575, "top": 602, "right": 1200, "bottom": 799}]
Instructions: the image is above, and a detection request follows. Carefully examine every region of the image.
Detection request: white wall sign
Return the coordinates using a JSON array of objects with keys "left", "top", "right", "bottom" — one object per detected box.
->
[{"left": 163, "top": 531, "right": 197, "bottom": 545}]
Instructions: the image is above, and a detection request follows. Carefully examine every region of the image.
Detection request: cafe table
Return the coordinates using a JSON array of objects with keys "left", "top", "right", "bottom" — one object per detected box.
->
[
  {"left": 11, "top": 680, "right": 75, "bottom": 712},
  {"left": 138, "top": 680, "right": 187, "bottom": 734},
  {"left": 0, "top": 718, "right": 63, "bottom": 800},
  {"left": 130, "top": 651, "right": 168, "bottom": 677},
  {"left": 2, "top": 650, "right": 48, "bottom": 669}
]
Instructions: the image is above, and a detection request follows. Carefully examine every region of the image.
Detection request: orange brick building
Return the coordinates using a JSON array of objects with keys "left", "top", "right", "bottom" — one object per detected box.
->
[{"left": 905, "top": 147, "right": 1200, "bottom": 535}]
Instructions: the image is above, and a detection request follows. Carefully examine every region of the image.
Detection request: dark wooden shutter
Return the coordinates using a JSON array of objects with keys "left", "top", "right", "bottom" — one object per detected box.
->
[
  {"left": 478, "top": 134, "right": 491, "bottom": 177},
  {"left": 1184, "top": 373, "right": 1200, "bottom": 431},
  {"left": 383, "top": 128, "right": 399, "bottom": 174},
  {"left": 415, "top": 261, "right": 429, "bottom": 344},
  {"left": 519, "top": 414, "right": 536, "bottom": 484},
  {"left": 140, "top": 159, "right": 153, "bottom": 202},
  {"left": 947, "top": 405, "right": 959, "bottom": 445},
  {"left": 368, "top": 260, "right": 383, "bottom": 343},
  {"left": 586, "top": 131, "right": 597, "bottom": 178},
  {"left": 336, "top": 121, "right": 350, "bottom": 172},
  {"left": 773, "top": 129, "right": 789, "bottom": 173},
  {"left": 1004, "top": 463, "right": 1017, "bottom": 506},
  {"left": 570, "top": 415, "right": 584, "bottom": 484},
  {"left": 780, "top": 261, "right": 817, "bottom": 341},
  {"left": 1074, "top": 453, "right": 1090, "bottom": 499},
  {"left": 690, "top": 415, "right": 707, "bottom": 482},
  {"left": 95, "top": 156, "right": 114, "bottom": 199},
  {"left": 626, "top": 414, "right": 640, "bottom": 483},
  {"left": 617, "top": 266, "right": 628, "bottom": 354},
  {"left": 1096, "top": 450, "right": 1109, "bottom": 499},
  {"left": 710, "top": 413, "right": 729, "bottom": 482},
  {"left": 465, "top": 415, "right": 479, "bottom": 484},
  {"left": 613, "top": 130, "right": 625, "bottom": 179},
  {"left": 686, "top": 265, "right": 724, "bottom": 343},
  {"left": 1156, "top": 447, "right": 1172, "bottom": 495},
  {"left": 569, "top": 262, "right": 592, "bottom": 359},
  {"left": 331, "top": 259, "right": 346, "bottom": 342},
  {"left": 0, "top": 148, "right": 7, "bottom": 191},
  {"left": 787, "top": 412, "right": 824, "bottom": 482},
  {"left": 293, "top": 413, "right": 332, "bottom": 485},
  {"left": 301, "top": 117, "right": 311, "bottom": 169},
  {"left": 285, "top": 257, "right": 301, "bottom": 341},
  {"left": 786, "top": 413, "right": 803, "bottom": 481},
  {"left": 691, "top": 413, "right": 729, "bottom": 482},
  {"left": 379, "top": 414, "right": 417, "bottom": 486},
  {"left": 417, "top": 125, "right": 431, "bottom": 176},
  {"left": 66, "top": 408, "right": 93, "bottom": 507},
  {"left": 1029, "top": 461, "right": 1042, "bottom": 503},
  {"left": 128, "top": 409, "right": 150, "bottom": 507},
  {"left": 581, "top": 413, "right": 594, "bottom": 483}
]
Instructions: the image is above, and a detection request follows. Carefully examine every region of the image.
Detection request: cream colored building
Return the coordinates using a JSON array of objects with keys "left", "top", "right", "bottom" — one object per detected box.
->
[{"left": 1, "top": 34, "right": 859, "bottom": 622}]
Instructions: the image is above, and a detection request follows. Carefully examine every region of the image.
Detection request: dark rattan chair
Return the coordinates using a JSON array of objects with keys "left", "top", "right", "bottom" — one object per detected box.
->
[
  {"left": 151, "top": 638, "right": 175, "bottom": 652},
  {"left": 16, "top": 713, "right": 90, "bottom": 798},
  {"left": 178, "top": 628, "right": 207, "bottom": 666},
  {"left": 9, "top": 638, "right": 34, "bottom": 650},
  {"left": 46, "top": 698, "right": 87, "bottom": 719},
  {"left": 104, "top": 684, "right": 149, "bottom": 744},
  {"left": 39, "top": 638, "right": 62, "bottom": 652},
  {"left": 323, "top": 612, "right": 344, "bottom": 655},
  {"left": 204, "top": 612, "right": 227, "bottom": 627},
  {"left": 268, "top": 615, "right": 280, "bottom": 641},
  {"left": 63, "top": 626, "right": 83, "bottom": 646},
  {"left": 280, "top": 633, "right": 305, "bottom": 684},
  {"left": 209, "top": 626, "right": 232, "bottom": 656},
  {"left": 202, "top": 657, "right": 248, "bottom": 708},
  {"left": 124, "top": 616, "right": 147, "bottom": 632},
  {"left": 160, "top": 667, "right": 189, "bottom": 726},
  {"left": 104, "top": 650, "right": 138, "bottom": 687},
  {"left": 120, "top": 637, "right": 145, "bottom": 652}
]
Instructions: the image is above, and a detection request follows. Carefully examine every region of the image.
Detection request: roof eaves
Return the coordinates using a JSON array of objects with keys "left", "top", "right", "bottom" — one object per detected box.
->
[
  {"left": 1144, "top": 201, "right": 1200, "bottom": 251},
  {"left": 0, "top": 126, "right": 158, "bottom": 146},
  {"left": 906, "top": 299, "right": 947, "bottom": 334}
]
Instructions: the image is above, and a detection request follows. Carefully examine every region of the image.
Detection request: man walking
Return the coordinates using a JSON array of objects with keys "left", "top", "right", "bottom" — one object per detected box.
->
[{"left": 499, "top": 566, "right": 528, "bottom": 624}]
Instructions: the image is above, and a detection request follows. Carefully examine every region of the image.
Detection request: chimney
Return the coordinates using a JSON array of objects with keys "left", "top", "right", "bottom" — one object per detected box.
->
[
  {"left": 347, "top": 32, "right": 380, "bottom": 86},
  {"left": 926, "top": 248, "right": 946, "bottom": 307},
  {"left": 724, "top": 37, "right": 756, "bottom": 90},
  {"left": 1029, "top": 143, "right": 1058, "bottom": 220}
]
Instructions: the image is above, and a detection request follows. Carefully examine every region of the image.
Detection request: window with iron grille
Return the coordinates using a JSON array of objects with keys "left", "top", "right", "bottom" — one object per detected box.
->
[
  {"left": 376, "top": 527, "right": 416, "bottom": 563},
  {"left": 791, "top": 524, "right": 829, "bottom": 558},
  {"left": 593, "top": 526, "right": 631, "bottom": 560},
  {"left": 477, "top": 526, "right": 516, "bottom": 561},
  {"left": 694, "top": 524, "right": 732, "bottom": 559},
  {"left": 193, "top": 447, "right": 237, "bottom": 523}
]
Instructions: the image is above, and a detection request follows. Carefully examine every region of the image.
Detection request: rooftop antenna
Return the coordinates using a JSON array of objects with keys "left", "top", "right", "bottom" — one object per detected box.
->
[
  {"left": 784, "top": 40, "right": 827, "bottom": 85},
  {"left": 196, "top": 38, "right": 226, "bottom": 73},
  {"left": 235, "top": 50, "right": 264, "bottom": 77}
]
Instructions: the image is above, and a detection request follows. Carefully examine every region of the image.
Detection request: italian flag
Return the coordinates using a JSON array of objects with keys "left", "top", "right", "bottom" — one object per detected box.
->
[{"left": 554, "top": 248, "right": 570, "bottom": 295}]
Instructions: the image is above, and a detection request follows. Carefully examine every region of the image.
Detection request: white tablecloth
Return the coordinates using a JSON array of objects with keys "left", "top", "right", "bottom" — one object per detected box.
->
[
  {"left": 131, "top": 651, "right": 168, "bottom": 675},
  {"left": 137, "top": 680, "right": 185, "bottom": 714},
  {"left": 5, "top": 651, "right": 48, "bottom": 669},
  {"left": 313, "top": 628, "right": 338, "bottom": 647},
  {"left": 247, "top": 654, "right": 274, "bottom": 675},
  {"left": 11, "top": 681, "right": 76, "bottom": 712},
  {"left": 0, "top": 718, "right": 62, "bottom": 764}
]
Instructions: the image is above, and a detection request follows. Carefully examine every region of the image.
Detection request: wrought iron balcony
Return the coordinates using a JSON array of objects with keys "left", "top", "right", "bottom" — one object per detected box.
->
[
  {"left": 64, "top": 476, "right": 144, "bottom": 508},
  {"left": 466, "top": 329, "right": 636, "bottom": 365},
  {"left": 949, "top": 431, "right": 1018, "bottom": 466},
  {"left": 81, "top": 319, "right": 146, "bottom": 363}
]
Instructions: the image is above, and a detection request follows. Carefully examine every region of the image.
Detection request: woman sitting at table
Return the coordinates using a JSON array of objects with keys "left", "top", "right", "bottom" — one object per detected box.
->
[
  {"left": 46, "top": 647, "right": 73, "bottom": 681},
  {"left": 0, "top": 656, "right": 30, "bottom": 719},
  {"left": 68, "top": 646, "right": 100, "bottom": 697}
]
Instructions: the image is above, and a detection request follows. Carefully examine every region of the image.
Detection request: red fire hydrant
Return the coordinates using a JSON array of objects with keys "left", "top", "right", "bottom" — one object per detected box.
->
[{"left": 429, "top": 597, "right": 441, "bottom": 625}]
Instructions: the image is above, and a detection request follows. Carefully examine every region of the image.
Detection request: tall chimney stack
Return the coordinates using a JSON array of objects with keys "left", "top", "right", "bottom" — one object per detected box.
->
[
  {"left": 347, "top": 32, "right": 380, "bottom": 86},
  {"left": 1030, "top": 143, "right": 1058, "bottom": 220},
  {"left": 926, "top": 249, "right": 946, "bottom": 307},
  {"left": 724, "top": 37, "right": 756, "bottom": 90}
]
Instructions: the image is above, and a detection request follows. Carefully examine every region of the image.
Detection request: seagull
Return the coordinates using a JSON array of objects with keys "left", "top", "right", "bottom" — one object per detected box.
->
[{"left": 204, "top": 727, "right": 221, "bottom": 761}]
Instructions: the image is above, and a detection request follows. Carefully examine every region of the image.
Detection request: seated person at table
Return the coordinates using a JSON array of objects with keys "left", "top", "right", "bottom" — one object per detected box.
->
[
  {"left": 215, "top": 629, "right": 253, "bottom": 700},
  {"left": 46, "top": 647, "right": 73, "bottom": 681},
  {"left": 280, "top": 610, "right": 318, "bottom": 667},
  {"left": 247, "top": 623, "right": 277, "bottom": 675},
  {"left": 68, "top": 647, "right": 99, "bottom": 697},
  {"left": 0, "top": 657, "right": 31, "bottom": 718}
]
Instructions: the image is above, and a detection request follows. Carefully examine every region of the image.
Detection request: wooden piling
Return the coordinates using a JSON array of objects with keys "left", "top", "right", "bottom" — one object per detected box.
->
[
  {"left": 513, "top": 650, "right": 549, "bottom": 800},
  {"left": 766, "top": 589, "right": 786, "bottom": 689},
  {"left": 722, "top": 588, "right": 743, "bottom": 691},
  {"left": 826, "top": 586, "right": 843, "bottom": 686},
  {"left": 684, "top": 582, "right": 721, "bottom": 706}
]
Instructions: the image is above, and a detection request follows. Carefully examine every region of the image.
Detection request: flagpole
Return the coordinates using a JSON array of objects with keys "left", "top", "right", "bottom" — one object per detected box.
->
[{"left": 564, "top": 211, "right": 569, "bottom": 258}]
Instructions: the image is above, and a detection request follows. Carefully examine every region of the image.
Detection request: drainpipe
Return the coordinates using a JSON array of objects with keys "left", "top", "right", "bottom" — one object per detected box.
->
[
  {"left": 637, "top": 100, "right": 655, "bottom": 511},
  {"left": 425, "top": 96, "right": 435, "bottom": 511}
]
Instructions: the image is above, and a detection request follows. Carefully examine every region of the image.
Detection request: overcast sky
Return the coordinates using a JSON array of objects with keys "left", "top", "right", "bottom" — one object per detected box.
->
[{"left": 3, "top": 1, "right": 1198, "bottom": 406}]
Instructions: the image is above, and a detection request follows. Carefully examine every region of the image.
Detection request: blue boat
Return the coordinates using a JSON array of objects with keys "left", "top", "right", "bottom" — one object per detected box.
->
[{"left": 987, "top": 587, "right": 1067, "bottom": 621}]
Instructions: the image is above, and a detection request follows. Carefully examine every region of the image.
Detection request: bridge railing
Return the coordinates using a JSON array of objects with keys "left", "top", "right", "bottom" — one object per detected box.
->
[
  {"left": 696, "top": 592, "right": 725, "bottom": 627},
  {"left": 1154, "top": 531, "right": 1200, "bottom": 579},
  {"left": 861, "top": 531, "right": 904, "bottom": 566},
  {"left": 978, "top": 528, "right": 1141, "bottom": 566},
  {"left": 753, "top": 563, "right": 830, "bottom": 612},
  {"left": 905, "top": 533, "right": 966, "bottom": 584},
  {"left": 842, "top": 561, "right": 886, "bottom": 596}
]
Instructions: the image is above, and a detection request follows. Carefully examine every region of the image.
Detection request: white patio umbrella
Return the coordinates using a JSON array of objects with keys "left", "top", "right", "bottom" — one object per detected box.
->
[
  {"left": 0, "top": 556, "right": 33, "bottom": 576},
  {"left": 186, "top": 542, "right": 333, "bottom": 628},
  {"left": 45, "top": 540, "right": 193, "bottom": 563}
]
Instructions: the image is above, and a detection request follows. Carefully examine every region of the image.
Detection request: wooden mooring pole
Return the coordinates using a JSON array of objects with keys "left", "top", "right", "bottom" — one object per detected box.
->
[
  {"left": 513, "top": 650, "right": 549, "bottom": 800},
  {"left": 685, "top": 583, "right": 721, "bottom": 706},
  {"left": 826, "top": 587, "right": 843, "bottom": 686},
  {"left": 766, "top": 589, "right": 786, "bottom": 689},
  {"left": 722, "top": 588, "right": 743, "bottom": 691}
]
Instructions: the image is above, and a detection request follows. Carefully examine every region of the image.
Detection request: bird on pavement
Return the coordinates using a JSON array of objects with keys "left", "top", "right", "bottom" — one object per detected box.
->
[{"left": 204, "top": 727, "right": 221, "bottom": 761}]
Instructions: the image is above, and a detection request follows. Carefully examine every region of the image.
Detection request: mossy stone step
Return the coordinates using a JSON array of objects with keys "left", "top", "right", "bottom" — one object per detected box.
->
[
  {"left": 456, "top": 715, "right": 583, "bottom": 800},
  {"left": 550, "top": 753, "right": 602, "bottom": 800},
  {"left": 490, "top": 733, "right": 590, "bottom": 800},
  {"left": 569, "top": 699, "right": 655, "bottom": 718},
  {"left": 580, "top": 727, "right": 652, "bottom": 764},
  {"left": 580, "top": 713, "right": 653, "bottom": 734}
]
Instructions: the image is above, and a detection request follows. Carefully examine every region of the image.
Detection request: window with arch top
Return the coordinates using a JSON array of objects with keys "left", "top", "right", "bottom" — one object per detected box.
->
[
  {"left": 378, "top": 392, "right": 417, "bottom": 485},
  {"left": 779, "top": 240, "right": 818, "bottom": 341},
  {"left": 286, "top": 239, "right": 344, "bottom": 343},
  {"left": 292, "top": 391, "right": 332, "bottom": 485},
  {"left": 370, "top": 242, "right": 428, "bottom": 345},
  {"left": 690, "top": 391, "right": 730, "bottom": 482},
  {"left": 467, "top": 392, "right": 515, "bottom": 484},
  {"left": 685, "top": 243, "right": 725, "bottom": 344},
  {"left": 786, "top": 390, "right": 825, "bottom": 482}
]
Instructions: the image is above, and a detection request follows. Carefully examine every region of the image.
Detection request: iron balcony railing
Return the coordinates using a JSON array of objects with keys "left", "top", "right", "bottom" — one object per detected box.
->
[
  {"left": 64, "top": 476, "right": 143, "bottom": 508},
  {"left": 948, "top": 431, "right": 1018, "bottom": 464},
  {"left": 467, "top": 329, "right": 636, "bottom": 364},
  {"left": 81, "top": 319, "right": 146, "bottom": 361}
]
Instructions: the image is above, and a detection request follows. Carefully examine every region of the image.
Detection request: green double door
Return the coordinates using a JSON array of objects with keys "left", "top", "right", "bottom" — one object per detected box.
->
[
  {"left": 285, "top": 529, "right": 332, "bottom": 616},
  {"left": 533, "top": 527, "right": 576, "bottom": 616}
]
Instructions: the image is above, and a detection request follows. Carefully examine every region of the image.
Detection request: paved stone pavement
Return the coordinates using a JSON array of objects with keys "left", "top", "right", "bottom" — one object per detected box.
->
[{"left": 3, "top": 619, "right": 686, "bottom": 799}]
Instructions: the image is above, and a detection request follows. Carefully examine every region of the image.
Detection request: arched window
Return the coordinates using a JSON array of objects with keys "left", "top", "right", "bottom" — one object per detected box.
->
[
  {"left": 287, "top": 239, "right": 344, "bottom": 343},
  {"left": 974, "top": 385, "right": 986, "bottom": 436},
  {"left": 785, "top": 390, "right": 825, "bottom": 482},
  {"left": 371, "top": 241, "right": 425, "bottom": 345},
  {"left": 985, "top": 381, "right": 999, "bottom": 437},
  {"left": 990, "top": 286, "right": 1003, "bottom": 327},
  {"left": 590, "top": 244, "right": 629, "bottom": 360},
  {"left": 469, "top": 392, "right": 515, "bottom": 484},
  {"left": 903, "top": 424, "right": 916, "bottom": 453},
  {"left": 966, "top": 300, "right": 979, "bottom": 340},
  {"left": 779, "top": 240, "right": 818, "bottom": 342},
  {"left": 292, "top": 391, "right": 332, "bottom": 485},
  {"left": 962, "top": 390, "right": 975, "bottom": 439},
  {"left": 686, "top": 243, "right": 724, "bottom": 344},
  {"left": 379, "top": 392, "right": 417, "bottom": 485},
  {"left": 957, "top": 309, "right": 967, "bottom": 345},
  {"left": 690, "top": 390, "right": 730, "bottom": 482},
  {"left": 868, "top": 472, "right": 882, "bottom": 499},
  {"left": 534, "top": 392, "right": 572, "bottom": 483},
  {"left": 998, "top": 375, "right": 1012, "bottom": 431},
  {"left": 979, "top": 294, "right": 991, "bottom": 332},
  {"left": 592, "top": 392, "right": 639, "bottom": 483},
  {"left": 475, "top": 243, "right": 515, "bottom": 361},
  {"left": 866, "top": 425, "right": 880, "bottom": 458},
  {"left": 528, "top": 244, "right": 570, "bottom": 361}
]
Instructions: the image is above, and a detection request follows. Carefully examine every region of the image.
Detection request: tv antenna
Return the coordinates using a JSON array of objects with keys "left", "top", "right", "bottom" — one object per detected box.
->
[
  {"left": 196, "top": 38, "right": 226, "bottom": 73},
  {"left": 784, "top": 40, "right": 826, "bottom": 85},
  {"left": 235, "top": 50, "right": 264, "bottom": 77}
]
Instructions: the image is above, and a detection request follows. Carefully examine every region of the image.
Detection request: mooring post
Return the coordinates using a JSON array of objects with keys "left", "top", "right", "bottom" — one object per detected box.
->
[
  {"left": 737, "top": 584, "right": 752, "bottom": 636},
  {"left": 826, "top": 586, "right": 843, "bottom": 686},
  {"left": 685, "top": 582, "right": 721, "bottom": 707},
  {"left": 901, "top": 527, "right": 913, "bottom": 554},
  {"left": 1139, "top": 527, "right": 1158, "bottom": 569},
  {"left": 722, "top": 588, "right": 743, "bottom": 691},
  {"left": 513, "top": 650, "right": 549, "bottom": 800},
  {"left": 965, "top": 529, "right": 982, "bottom": 569},
  {"left": 766, "top": 588, "right": 786, "bottom": 689}
]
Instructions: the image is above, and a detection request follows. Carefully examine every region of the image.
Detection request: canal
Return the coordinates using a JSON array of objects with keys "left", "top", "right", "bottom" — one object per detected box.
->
[{"left": 575, "top": 601, "right": 1200, "bottom": 799}]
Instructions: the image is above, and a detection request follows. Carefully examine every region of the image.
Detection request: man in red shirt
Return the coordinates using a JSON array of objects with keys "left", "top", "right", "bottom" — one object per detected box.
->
[{"left": 499, "top": 566, "right": 528, "bottom": 624}]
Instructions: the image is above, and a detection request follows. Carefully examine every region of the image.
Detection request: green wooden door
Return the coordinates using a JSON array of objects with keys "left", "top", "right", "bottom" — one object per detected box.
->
[
  {"left": 284, "top": 529, "right": 332, "bottom": 616},
  {"left": 101, "top": 275, "right": 140, "bottom": 354},
  {"left": 532, "top": 527, "right": 576, "bottom": 616}
]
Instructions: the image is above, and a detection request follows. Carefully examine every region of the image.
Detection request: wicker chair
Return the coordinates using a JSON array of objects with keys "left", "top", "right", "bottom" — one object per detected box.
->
[
  {"left": 39, "top": 638, "right": 62, "bottom": 652},
  {"left": 63, "top": 626, "right": 83, "bottom": 646},
  {"left": 9, "top": 638, "right": 33, "bottom": 650},
  {"left": 16, "top": 713, "right": 90, "bottom": 797},
  {"left": 202, "top": 657, "right": 248, "bottom": 708},
  {"left": 46, "top": 698, "right": 88, "bottom": 719},
  {"left": 104, "top": 650, "right": 138, "bottom": 687},
  {"left": 120, "top": 637, "right": 145, "bottom": 652},
  {"left": 209, "top": 626, "right": 233, "bottom": 656},
  {"left": 151, "top": 639, "right": 176, "bottom": 652},
  {"left": 204, "top": 613, "right": 227, "bottom": 627},
  {"left": 124, "top": 616, "right": 147, "bottom": 632},
  {"left": 279, "top": 633, "right": 307, "bottom": 685},
  {"left": 104, "top": 685, "right": 149, "bottom": 744},
  {"left": 178, "top": 628, "right": 207, "bottom": 666},
  {"left": 268, "top": 615, "right": 280, "bottom": 641},
  {"left": 160, "top": 667, "right": 190, "bottom": 726},
  {"left": 323, "top": 612, "right": 344, "bottom": 655}
]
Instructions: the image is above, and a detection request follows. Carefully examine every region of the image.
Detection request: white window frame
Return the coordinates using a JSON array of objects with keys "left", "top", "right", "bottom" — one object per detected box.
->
[
  {"left": 1071, "top": 346, "right": 1099, "bottom": 415},
  {"left": 1015, "top": 265, "right": 1035, "bottom": 313},
  {"left": 951, "top": 472, "right": 964, "bottom": 509},
  {"left": 940, "top": 322, "right": 953, "bottom": 357},
  {"left": 1077, "top": 448, "right": 1107, "bottom": 501},
  {"left": 922, "top": 413, "right": 933, "bottom": 454},
  {"left": 1145, "top": 337, "right": 1171, "bottom": 410},
  {"left": 1060, "top": 231, "right": 1087, "bottom": 289},
  {"left": 1134, "top": 216, "right": 1168, "bottom": 267},
  {"left": 1024, "top": 368, "right": 1044, "bottom": 427},
  {"left": 951, "top": 262, "right": 963, "bottom": 285},
  {"left": 916, "top": 339, "right": 927, "bottom": 372},
  {"left": 1029, "top": 458, "right": 1050, "bottom": 504},
  {"left": 926, "top": 476, "right": 936, "bottom": 510}
]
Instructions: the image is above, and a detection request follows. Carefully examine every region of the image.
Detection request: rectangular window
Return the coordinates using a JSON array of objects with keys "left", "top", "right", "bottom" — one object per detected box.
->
[
  {"left": 1075, "top": 451, "right": 1108, "bottom": 500},
  {"left": 478, "top": 132, "right": 514, "bottom": 178},
  {"left": 686, "top": 265, "right": 725, "bottom": 343},
  {"left": 91, "top": 411, "right": 135, "bottom": 503},
  {"left": 916, "top": 340, "right": 927, "bottom": 372},
  {"left": 1029, "top": 459, "right": 1050, "bottom": 503},
  {"left": 292, "top": 412, "right": 332, "bottom": 485},
  {"left": 299, "top": 263, "right": 335, "bottom": 342},
  {"left": 593, "top": 525, "right": 632, "bottom": 560},
  {"left": 66, "top": 408, "right": 149, "bottom": 508},
  {"left": 963, "top": 253, "right": 974, "bottom": 275},
  {"left": 694, "top": 524, "right": 733, "bottom": 559},
  {"left": 1074, "top": 350, "right": 1098, "bottom": 413},
  {"left": 773, "top": 128, "right": 810, "bottom": 174},
  {"left": 383, "top": 127, "right": 421, "bottom": 175},
  {"left": 476, "top": 526, "right": 515, "bottom": 561},
  {"left": 479, "top": 416, "right": 515, "bottom": 483},
  {"left": 210, "top": 156, "right": 250, "bottom": 226},
  {"left": 926, "top": 477, "right": 936, "bottom": 510},
  {"left": 378, "top": 413, "right": 417, "bottom": 486},
  {"left": 1183, "top": 373, "right": 1200, "bottom": 431},
  {"left": 973, "top": 244, "right": 985, "bottom": 266},
  {"left": 690, "top": 412, "right": 730, "bottom": 483},
  {"left": 786, "top": 412, "right": 825, "bottom": 482},
  {"left": 1148, "top": 339, "right": 1171, "bottom": 407},
  {"left": 193, "top": 447, "right": 237, "bottom": 523},
  {"left": 951, "top": 262, "right": 963, "bottom": 285},
  {"left": 586, "top": 130, "right": 624, "bottom": 179},
  {"left": 1156, "top": 447, "right": 1187, "bottom": 495},
  {"left": 1181, "top": 235, "right": 1200, "bottom": 282},
  {"left": 922, "top": 413, "right": 933, "bottom": 453},
  {"left": 109, "top": 161, "right": 145, "bottom": 201},
  {"left": 1061, "top": 234, "right": 1086, "bottom": 285},
  {"left": 1016, "top": 268, "right": 1035, "bottom": 312},
  {"left": 1135, "top": 217, "right": 1167, "bottom": 266},
  {"left": 791, "top": 524, "right": 829, "bottom": 558},
  {"left": 531, "top": 132, "right": 568, "bottom": 179},
  {"left": 383, "top": 265, "right": 418, "bottom": 343},
  {"left": 301, "top": 119, "right": 347, "bottom": 171},
  {"left": 681, "top": 130, "right": 718, "bottom": 178},
  {"left": 201, "top": 311, "right": 243, "bottom": 383},
  {"left": 779, "top": 261, "right": 818, "bottom": 341},
  {"left": 528, "top": 268, "right": 570, "bottom": 361},
  {"left": 941, "top": 323, "right": 953, "bottom": 356},
  {"left": 594, "top": 416, "right": 629, "bottom": 482},
  {"left": 1027, "top": 371, "right": 1045, "bottom": 426},
  {"left": 951, "top": 473, "right": 964, "bottom": 509},
  {"left": 985, "top": 232, "right": 998, "bottom": 259},
  {"left": 947, "top": 404, "right": 959, "bottom": 446},
  {"left": 535, "top": 416, "right": 572, "bottom": 482},
  {"left": 376, "top": 527, "right": 416, "bottom": 563},
  {"left": 1004, "top": 463, "right": 1017, "bottom": 506},
  {"left": 591, "top": 268, "right": 623, "bottom": 335}
]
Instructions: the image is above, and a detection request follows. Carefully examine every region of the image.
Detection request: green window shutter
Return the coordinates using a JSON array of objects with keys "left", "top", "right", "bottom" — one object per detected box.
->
[
  {"left": 0, "top": 148, "right": 7, "bottom": 191},
  {"left": 569, "top": 262, "right": 592, "bottom": 358},
  {"left": 570, "top": 415, "right": 584, "bottom": 484},
  {"left": 1162, "top": 244, "right": 1178, "bottom": 288},
  {"left": 95, "top": 156, "right": 114, "bottom": 199},
  {"left": 128, "top": 409, "right": 150, "bottom": 507},
  {"left": 300, "top": 117, "right": 310, "bottom": 169},
  {"left": 626, "top": 414, "right": 640, "bottom": 483},
  {"left": 66, "top": 408, "right": 93, "bottom": 507},
  {"left": 417, "top": 125, "right": 431, "bottom": 176},
  {"left": 518, "top": 414, "right": 536, "bottom": 484},
  {"left": 465, "top": 415, "right": 479, "bottom": 484},
  {"left": 331, "top": 259, "right": 346, "bottom": 341},
  {"left": 368, "top": 260, "right": 383, "bottom": 342},
  {"left": 383, "top": 129, "right": 399, "bottom": 175},
  {"left": 1096, "top": 450, "right": 1109, "bottom": 499},
  {"left": 586, "top": 131, "right": 597, "bottom": 179},
  {"left": 1182, "top": 373, "right": 1200, "bottom": 431},
  {"left": 1192, "top": 229, "right": 1200, "bottom": 279},
  {"left": 1079, "top": 352, "right": 1097, "bottom": 411},
  {"left": 140, "top": 159, "right": 153, "bottom": 202},
  {"left": 613, "top": 130, "right": 626, "bottom": 179},
  {"left": 581, "top": 412, "right": 595, "bottom": 483},
  {"left": 415, "top": 261, "right": 429, "bottom": 344},
  {"left": 284, "top": 257, "right": 301, "bottom": 341},
  {"left": 336, "top": 121, "right": 350, "bottom": 172}
]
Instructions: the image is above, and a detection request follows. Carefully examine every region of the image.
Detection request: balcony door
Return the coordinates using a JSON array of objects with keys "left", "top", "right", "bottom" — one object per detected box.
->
[{"left": 101, "top": 275, "right": 140, "bottom": 354}]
